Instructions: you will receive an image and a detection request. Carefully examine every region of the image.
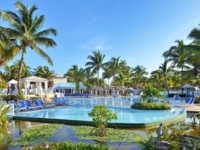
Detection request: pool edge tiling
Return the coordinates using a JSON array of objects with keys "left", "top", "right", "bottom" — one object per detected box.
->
[
  {"left": 13, "top": 105, "right": 187, "bottom": 128},
  {"left": 13, "top": 113, "right": 186, "bottom": 128}
]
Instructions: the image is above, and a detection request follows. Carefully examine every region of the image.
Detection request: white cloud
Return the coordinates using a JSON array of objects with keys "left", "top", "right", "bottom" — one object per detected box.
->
[{"left": 80, "top": 37, "right": 112, "bottom": 50}]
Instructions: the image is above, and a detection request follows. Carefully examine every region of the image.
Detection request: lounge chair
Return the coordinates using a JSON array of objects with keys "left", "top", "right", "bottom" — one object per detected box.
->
[
  {"left": 113, "top": 94, "right": 119, "bottom": 97},
  {"left": 17, "top": 100, "right": 27, "bottom": 111},
  {"left": 57, "top": 97, "right": 67, "bottom": 105},
  {"left": 38, "top": 99, "right": 54, "bottom": 108},
  {"left": 25, "top": 100, "right": 36, "bottom": 110},
  {"left": 33, "top": 99, "right": 43, "bottom": 109},
  {"left": 53, "top": 98, "right": 63, "bottom": 105},
  {"left": 173, "top": 95, "right": 180, "bottom": 101},
  {"left": 60, "top": 97, "right": 69, "bottom": 105},
  {"left": 186, "top": 97, "right": 195, "bottom": 107},
  {"left": 8, "top": 100, "right": 19, "bottom": 112},
  {"left": 87, "top": 94, "right": 94, "bottom": 98}
]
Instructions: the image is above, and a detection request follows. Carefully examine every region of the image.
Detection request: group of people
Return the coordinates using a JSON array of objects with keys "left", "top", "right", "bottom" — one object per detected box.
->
[{"left": 7, "top": 86, "right": 15, "bottom": 95}]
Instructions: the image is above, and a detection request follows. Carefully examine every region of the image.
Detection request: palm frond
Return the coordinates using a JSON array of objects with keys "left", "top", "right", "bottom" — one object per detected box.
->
[
  {"left": 34, "top": 37, "right": 57, "bottom": 48},
  {"left": 34, "top": 46, "right": 53, "bottom": 65},
  {"left": 0, "top": 11, "right": 18, "bottom": 25},
  {"left": 29, "top": 15, "right": 44, "bottom": 34},
  {"left": 33, "top": 28, "right": 58, "bottom": 37}
]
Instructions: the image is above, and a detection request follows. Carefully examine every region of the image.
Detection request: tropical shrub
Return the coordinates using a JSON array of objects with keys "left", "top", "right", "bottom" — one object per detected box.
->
[
  {"left": 29, "top": 142, "right": 110, "bottom": 150},
  {"left": 194, "top": 97, "right": 200, "bottom": 104},
  {"left": 142, "top": 84, "right": 166, "bottom": 103},
  {"left": 1, "top": 94, "right": 18, "bottom": 102},
  {"left": 0, "top": 78, "right": 6, "bottom": 89},
  {"left": 88, "top": 105, "right": 117, "bottom": 137},
  {"left": 0, "top": 104, "right": 11, "bottom": 143},
  {"left": 16, "top": 92, "right": 25, "bottom": 100},
  {"left": 131, "top": 102, "right": 170, "bottom": 110}
]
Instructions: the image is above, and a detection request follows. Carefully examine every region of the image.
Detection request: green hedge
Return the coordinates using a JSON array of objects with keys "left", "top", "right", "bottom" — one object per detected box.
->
[
  {"left": 29, "top": 142, "right": 110, "bottom": 150},
  {"left": 131, "top": 102, "right": 170, "bottom": 110}
]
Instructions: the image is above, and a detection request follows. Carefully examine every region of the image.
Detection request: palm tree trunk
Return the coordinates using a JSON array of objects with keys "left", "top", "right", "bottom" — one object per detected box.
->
[
  {"left": 181, "top": 67, "right": 183, "bottom": 86},
  {"left": 17, "top": 51, "right": 25, "bottom": 92},
  {"left": 97, "top": 70, "right": 99, "bottom": 86},
  {"left": 165, "top": 76, "right": 168, "bottom": 89}
]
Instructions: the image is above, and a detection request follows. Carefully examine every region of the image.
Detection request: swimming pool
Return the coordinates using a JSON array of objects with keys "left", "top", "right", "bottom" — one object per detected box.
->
[{"left": 14, "top": 105, "right": 186, "bottom": 128}]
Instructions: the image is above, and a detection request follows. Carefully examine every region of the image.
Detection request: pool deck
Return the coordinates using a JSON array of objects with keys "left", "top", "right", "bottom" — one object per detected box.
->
[{"left": 186, "top": 105, "right": 200, "bottom": 112}]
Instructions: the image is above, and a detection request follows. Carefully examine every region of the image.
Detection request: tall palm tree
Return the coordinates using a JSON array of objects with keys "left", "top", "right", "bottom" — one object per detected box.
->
[
  {"left": 0, "top": 1, "right": 57, "bottom": 92},
  {"left": 0, "top": 31, "right": 20, "bottom": 66},
  {"left": 102, "top": 69, "right": 112, "bottom": 86},
  {"left": 84, "top": 68, "right": 95, "bottom": 91},
  {"left": 157, "top": 60, "right": 174, "bottom": 88},
  {"left": 64, "top": 65, "right": 84, "bottom": 92},
  {"left": 150, "top": 70, "right": 164, "bottom": 88},
  {"left": 107, "top": 57, "right": 121, "bottom": 77},
  {"left": 85, "top": 51, "right": 108, "bottom": 86},
  {"left": 163, "top": 40, "right": 188, "bottom": 85},
  {"left": 131, "top": 65, "right": 148, "bottom": 85}
]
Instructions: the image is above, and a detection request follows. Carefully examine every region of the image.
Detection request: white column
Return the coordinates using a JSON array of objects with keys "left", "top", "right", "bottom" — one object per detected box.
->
[
  {"left": 45, "top": 81, "right": 48, "bottom": 95},
  {"left": 24, "top": 81, "right": 27, "bottom": 96},
  {"left": 39, "top": 82, "right": 42, "bottom": 95}
]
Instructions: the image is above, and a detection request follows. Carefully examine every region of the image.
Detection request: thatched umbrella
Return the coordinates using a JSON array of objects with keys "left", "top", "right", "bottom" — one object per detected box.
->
[
  {"left": 133, "top": 85, "right": 144, "bottom": 89},
  {"left": 114, "top": 86, "right": 125, "bottom": 94},
  {"left": 92, "top": 86, "right": 104, "bottom": 95},
  {"left": 103, "top": 86, "right": 115, "bottom": 95},
  {"left": 125, "top": 87, "right": 134, "bottom": 93}
]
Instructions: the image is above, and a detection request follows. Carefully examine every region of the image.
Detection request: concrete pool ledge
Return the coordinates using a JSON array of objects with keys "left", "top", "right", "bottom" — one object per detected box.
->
[{"left": 13, "top": 113, "right": 186, "bottom": 128}]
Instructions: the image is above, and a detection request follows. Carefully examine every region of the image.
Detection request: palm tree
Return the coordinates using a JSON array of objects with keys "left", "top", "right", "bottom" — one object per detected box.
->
[
  {"left": 0, "top": 1, "right": 57, "bottom": 92},
  {"left": 64, "top": 65, "right": 84, "bottom": 92},
  {"left": 84, "top": 68, "right": 95, "bottom": 91},
  {"left": 163, "top": 40, "right": 188, "bottom": 85},
  {"left": 107, "top": 57, "right": 121, "bottom": 77},
  {"left": 85, "top": 51, "right": 109, "bottom": 86},
  {"left": 150, "top": 70, "right": 164, "bottom": 88},
  {"left": 157, "top": 60, "right": 174, "bottom": 88},
  {"left": 33, "top": 66, "right": 55, "bottom": 80},
  {"left": 131, "top": 65, "right": 148, "bottom": 85},
  {"left": 5, "top": 60, "right": 31, "bottom": 80},
  {"left": 102, "top": 69, "right": 112, "bottom": 86},
  {"left": 141, "top": 84, "right": 165, "bottom": 103},
  {"left": 112, "top": 72, "right": 127, "bottom": 86},
  {"left": 0, "top": 31, "right": 20, "bottom": 66}
]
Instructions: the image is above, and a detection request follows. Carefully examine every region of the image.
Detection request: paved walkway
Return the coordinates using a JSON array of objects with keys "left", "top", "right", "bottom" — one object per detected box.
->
[{"left": 186, "top": 105, "right": 200, "bottom": 112}]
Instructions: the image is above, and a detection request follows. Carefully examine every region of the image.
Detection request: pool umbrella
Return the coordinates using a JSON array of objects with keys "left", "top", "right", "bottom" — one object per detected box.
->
[
  {"left": 125, "top": 88, "right": 134, "bottom": 93},
  {"left": 181, "top": 84, "right": 195, "bottom": 91}
]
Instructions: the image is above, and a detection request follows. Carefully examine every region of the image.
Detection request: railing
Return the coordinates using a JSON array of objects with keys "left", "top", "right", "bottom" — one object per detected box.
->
[{"left": 68, "top": 97, "right": 140, "bottom": 108}]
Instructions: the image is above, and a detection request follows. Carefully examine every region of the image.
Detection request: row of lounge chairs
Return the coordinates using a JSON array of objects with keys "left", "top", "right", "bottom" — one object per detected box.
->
[
  {"left": 170, "top": 96, "right": 195, "bottom": 107},
  {"left": 7, "top": 100, "right": 54, "bottom": 112},
  {"left": 52, "top": 97, "right": 69, "bottom": 105},
  {"left": 2, "top": 97, "right": 69, "bottom": 112},
  {"left": 65, "top": 94, "right": 94, "bottom": 98}
]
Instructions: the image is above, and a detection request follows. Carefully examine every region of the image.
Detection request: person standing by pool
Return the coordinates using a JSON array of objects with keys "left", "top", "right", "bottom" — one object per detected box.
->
[{"left": 7, "top": 86, "right": 10, "bottom": 95}]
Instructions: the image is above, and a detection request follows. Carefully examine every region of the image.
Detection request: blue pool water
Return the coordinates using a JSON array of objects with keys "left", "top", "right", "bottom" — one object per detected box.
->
[{"left": 14, "top": 105, "right": 185, "bottom": 124}]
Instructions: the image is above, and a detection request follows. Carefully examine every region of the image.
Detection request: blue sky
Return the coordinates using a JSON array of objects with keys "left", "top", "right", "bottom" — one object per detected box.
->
[{"left": 1, "top": 0, "right": 200, "bottom": 76}]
